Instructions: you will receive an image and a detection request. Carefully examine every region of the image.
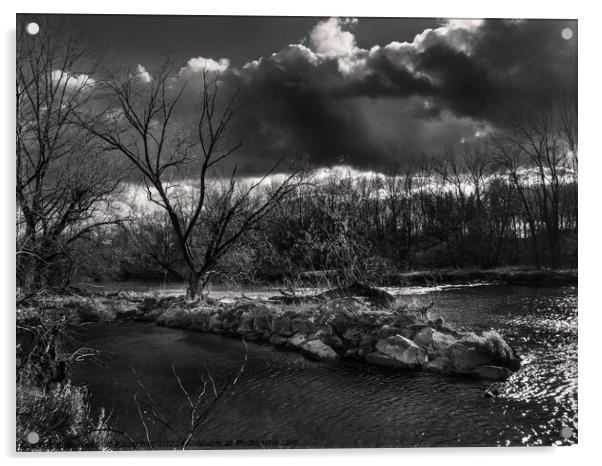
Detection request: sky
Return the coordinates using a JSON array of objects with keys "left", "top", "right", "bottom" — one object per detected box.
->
[{"left": 23, "top": 15, "right": 578, "bottom": 174}]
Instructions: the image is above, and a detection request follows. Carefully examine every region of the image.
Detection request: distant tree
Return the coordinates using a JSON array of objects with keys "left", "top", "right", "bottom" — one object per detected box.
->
[{"left": 493, "top": 98, "right": 577, "bottom": 269}]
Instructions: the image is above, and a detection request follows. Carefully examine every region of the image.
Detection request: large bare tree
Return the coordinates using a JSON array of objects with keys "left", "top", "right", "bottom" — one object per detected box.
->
[
  {"left": 16, "top": 17, "right": 123, "bottom": 292},
  {"left": 84, "top": 63, "right": 304, "bottom": 297}
]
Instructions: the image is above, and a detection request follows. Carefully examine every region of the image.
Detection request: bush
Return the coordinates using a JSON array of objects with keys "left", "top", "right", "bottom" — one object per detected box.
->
[{"left": 16, "top": 317, "right": 111, "bottom": 451}]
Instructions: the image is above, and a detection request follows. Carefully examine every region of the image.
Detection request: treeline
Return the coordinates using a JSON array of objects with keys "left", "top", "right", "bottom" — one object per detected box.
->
[
  {"left": 17, "top": 139, "right": 578, "bottom": 292},
  {"left": 99, "top": 143, "right": 576, "bottom": 288}
]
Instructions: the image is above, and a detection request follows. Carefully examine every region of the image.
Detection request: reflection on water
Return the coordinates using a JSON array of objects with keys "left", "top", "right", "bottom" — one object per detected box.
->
[{"left": 70, "top": 285, "right": 577, "bottom": 448}]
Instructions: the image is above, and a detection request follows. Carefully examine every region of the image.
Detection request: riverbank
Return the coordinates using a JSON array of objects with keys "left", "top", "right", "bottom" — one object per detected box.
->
[
  {"left": 69, "top": 267, "right": 577, "bottom": 299},
  {"left": 387, "top": 267, "right": 577, "bottom": 287},
  {"left": 17, "top": 285, "right": 522, "bottom": 381}
]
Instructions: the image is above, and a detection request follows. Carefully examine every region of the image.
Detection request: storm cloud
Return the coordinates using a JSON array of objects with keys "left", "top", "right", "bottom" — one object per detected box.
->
[{"left": 127, "top": 17, "right": 579, "bottom": 173}]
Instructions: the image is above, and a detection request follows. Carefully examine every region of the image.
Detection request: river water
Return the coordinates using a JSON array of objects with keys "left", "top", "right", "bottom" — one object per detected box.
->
[{"left": 69, "top": 285, "right": 577, "bottom": 449}]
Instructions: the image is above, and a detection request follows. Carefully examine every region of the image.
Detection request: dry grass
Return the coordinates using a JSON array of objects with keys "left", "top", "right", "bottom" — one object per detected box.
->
[{"left": 16, "top": 316, "right": 112, "bottom": 451}]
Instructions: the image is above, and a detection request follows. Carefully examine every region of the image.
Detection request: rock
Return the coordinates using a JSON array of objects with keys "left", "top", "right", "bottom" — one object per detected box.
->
[
  {"left": 269, "top": 335, "right": 288, "bottom": 346},
  {"left": 252, "top": 306, "right": 276, "bottom": 333},
  {"left": 359, "top": 334, "right": 376, "bottom": 351},
  {"left": 428, "top": 330, "right": 457, "bottom": 359},
  {"left": 375, "top": 324, "right": 397, "bottom": 339},
  {"left": 286, "top": 333, "right": 307, "bottom": 349},
  {"left": 308, "top": 327, "right": 332, "bottom": 341},
  {"left": 219, "top": 308, "right": 240, "bottom": 333},
  {"left": 342, "top": 327, "right": 362, "bottom": 343},
  {"left": 398, "top": 327, "right": 414, "bottom": 339},
  {"left": 357, "top": 309, "right": 396, "bottom": 327},
  {"left": 328, "top": 312, "right": 357, "bottom": 336},
  {"left": 424, "top": 357, "right": 452, "bottom": 373},
  {"left": 301, "top": 340, "right": 339, "bottom": 362},
  {"left": 189, "top": 310, "right": 211, "bottom": 331},
  {"left": 236, "top": 311, "right": 254, "bottom": 334},
  {"left": 447, "top": 331, "right": 521, "bottom": 373},
  {"left": 291, "top": 317, "right": 316, "bottom": 334},
  {"left": 365, "top": 351, "right": 409, "bottom": 369},
  {"left": 406, "top": 323, "right": 431, "bottom": 334},
  {"left": 207, "top": 314, "right": 223, "bottom": 333},
  {"left": 156, "top": 309, "right": 191, "bottom": 328},
  {"left": 413, "top": 326, "right": 434, "bottom": 347},
  {"left": 343, "top": 348, "right": 361, "bottom": 360},
  {"left": 323, "top": 334, "right": 343, "bottom": 350},
  {"left": 375, "top": 334, "right": 427, "bottom": 367},
  {"left": 113, "top": 302, "right": 139, "bottom": 321},
  {"left": 140, "top": 296, "right": 159, "bottom": 313},
  {"left": 271, "top": 314, "right": 294, "bottom": 336},
  {"left": 446, "top": 342, "right": 493, "bottom": 373},
  {"left": 474, "top": 365, "right": 512, "bottom": 381}
]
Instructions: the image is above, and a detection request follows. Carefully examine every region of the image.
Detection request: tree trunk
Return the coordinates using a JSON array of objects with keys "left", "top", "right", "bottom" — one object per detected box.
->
[{"left": 187, "top": 272, "right": 201, "bottom": 299}]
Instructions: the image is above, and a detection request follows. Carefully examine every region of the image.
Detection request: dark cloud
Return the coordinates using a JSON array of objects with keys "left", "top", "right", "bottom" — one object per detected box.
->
[
  {"left": 211, "top": 18, "right": 574, "bottom": 172},
  {"left": 73, "top": 16, "right": 578, "bottom": 174}
]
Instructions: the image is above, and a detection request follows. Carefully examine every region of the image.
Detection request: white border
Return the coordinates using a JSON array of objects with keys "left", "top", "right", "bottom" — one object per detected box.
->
[{"left": 2, "top": 1, "right": 600, "bottom": 464}]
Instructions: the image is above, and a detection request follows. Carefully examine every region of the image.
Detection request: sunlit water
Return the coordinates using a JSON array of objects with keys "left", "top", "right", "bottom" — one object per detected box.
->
[{"left": 69, "top": 285, "right": 577, "bottom": 449}]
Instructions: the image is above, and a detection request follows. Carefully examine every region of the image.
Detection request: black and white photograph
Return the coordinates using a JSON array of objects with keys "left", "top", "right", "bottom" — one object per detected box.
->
[{"left": 13, "top": 9, "right": 579, "bottom": 452}]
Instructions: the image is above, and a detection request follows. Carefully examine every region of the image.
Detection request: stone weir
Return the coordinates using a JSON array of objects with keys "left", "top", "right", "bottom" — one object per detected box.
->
[{"left": 155, "top": 291, "right": 521, "bottom": 381}]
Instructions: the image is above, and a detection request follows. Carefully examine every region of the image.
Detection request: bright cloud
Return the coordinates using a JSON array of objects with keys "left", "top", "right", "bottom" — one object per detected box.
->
[
  {"left": 179, "top": 57, "right": 231, "bottom": 77},
  {"left": 307, "top": 17, "right": 367, "bottom": 77},
  {"left": 51, "top": 70, "right": 96, "bottom": 90},
  {"left": 309, "top": 17, "right": 358, "bottom": 58},
  {"left": 135, "top": 64, "right": 152, "bottom": 83}
]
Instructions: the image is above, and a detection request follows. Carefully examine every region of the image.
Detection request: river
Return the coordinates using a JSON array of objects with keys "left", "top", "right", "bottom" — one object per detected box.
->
[{"left": 69, "top": 284, "right": 577, "bottom": 449}]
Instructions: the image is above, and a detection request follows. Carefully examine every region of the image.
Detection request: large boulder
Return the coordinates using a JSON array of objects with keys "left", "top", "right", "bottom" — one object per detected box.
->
[
  {"left": 430, "top": 331, "right": 457, "bottom": 357},
  {"left": 286, "top": 333, "right": 308, "bottom": 349},
  {"left": 375, "top": 334, "right": 427, "bottom": 367},
  {"left": 189, "top": 309, "right": 212, "bottom": 331},
  {"left": 446, "top": 342, "right": 493, "bottom": 373},
  {"left": 412, "top": 326, "right": 434, "bottom": 347},
  {"left": 446, "top": 331, "right": 522, "bottom": 373},
  {"left": 301, "top": 340, "right": 339, "bottom": 362},
  {"left": 156, "top": 309, "right": 191, "bottom": 328},
  {"left": 252, "top": 305, "right": 278, "bottom": 333},
  {"left": 271, "top": 312, "right": 295, "bottom": 336}
]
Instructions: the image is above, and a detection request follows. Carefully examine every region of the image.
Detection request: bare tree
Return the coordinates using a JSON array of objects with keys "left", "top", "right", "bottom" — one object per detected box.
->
[
  {"left": 16, "top": 17, "right": 124, "bottom": 292},
  {"left": 491, "top": 136, "right": 542, "bottom": 269},
  {"left": 494, "top": 99, "right": 576, "bottom": 269},
  {"left": 84, "top": 62, "right": 304, "bottom": 297}
]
